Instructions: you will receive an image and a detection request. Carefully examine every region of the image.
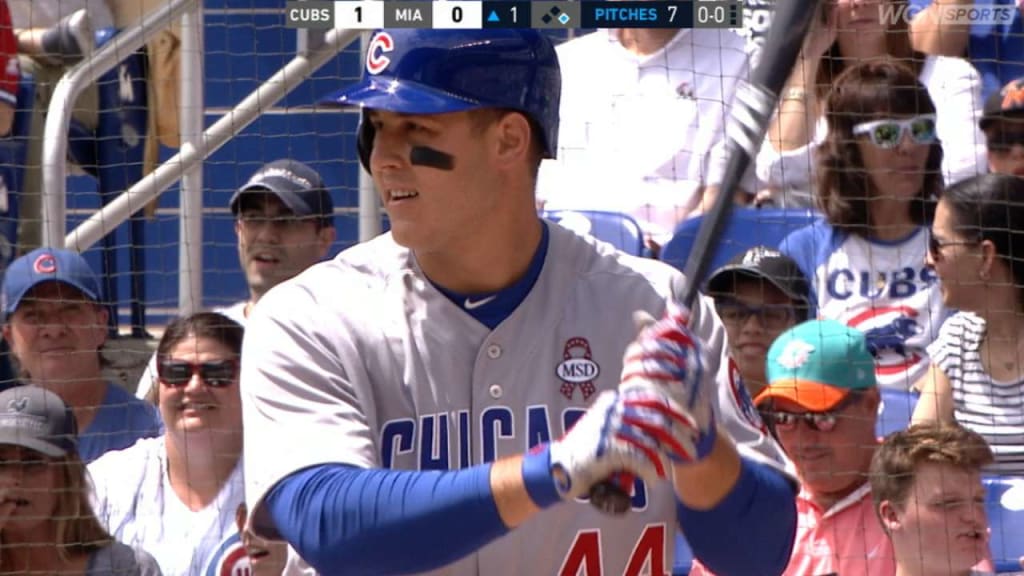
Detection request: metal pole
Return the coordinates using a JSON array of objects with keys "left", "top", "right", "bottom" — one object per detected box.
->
[
  {"left": 64, "top": 27, "right": 360, "bottom": 252},
  {"left": 356, "top": 31, "right": 380, "bottom": 243},
  {"left": 178, "top": 5, "right": 205, "bottom": 315},
  {"left": 41, "top": 0, "right": 200, "bottom": 248}
]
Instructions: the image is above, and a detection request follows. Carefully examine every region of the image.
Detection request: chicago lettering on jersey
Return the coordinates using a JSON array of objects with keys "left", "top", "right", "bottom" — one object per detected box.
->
[
  {"left": 826, "top": 266, "right": 938, "bottom": 300},
  {"left": 380, "top": 405, "right": 650, "bottom": 509}
]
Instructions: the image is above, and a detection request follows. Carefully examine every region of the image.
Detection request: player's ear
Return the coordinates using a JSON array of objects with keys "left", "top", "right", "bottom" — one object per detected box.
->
[{"left": 492, "top": 111, "right": 532, "bottom": 167}]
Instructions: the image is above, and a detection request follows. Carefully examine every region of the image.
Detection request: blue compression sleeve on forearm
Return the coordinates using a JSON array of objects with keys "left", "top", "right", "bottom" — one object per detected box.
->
[
  {"left": 676, "top": 457, "right": 797, "bottom": 576},
  {"left": 264, "top": 446, "right": 559, "bottom": 575}
]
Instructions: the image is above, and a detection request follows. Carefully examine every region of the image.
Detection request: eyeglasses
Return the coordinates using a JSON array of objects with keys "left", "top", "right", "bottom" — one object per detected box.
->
[
  {"left": 157, "top": 359, "right": 238, "bottom": 388},
  {"left": 852, "top": 115, "right": 938, "bottom": 149},
  {"left": 928, "top": 231, "right": 977, "bottom": 261},
  {"left": 759, "top": 394, "right": 861, "bottom": 433},
  {"left": 986, "top": 129, "right": 1024, "bottom": 153},
  {"left": 714, "top": 299, "right": 796, "bottom": 331}
]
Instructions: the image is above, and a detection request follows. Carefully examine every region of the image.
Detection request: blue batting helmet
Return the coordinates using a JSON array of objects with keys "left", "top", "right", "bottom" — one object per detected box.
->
[{"left": 320, "top": 29, "right": 561, "bottom": 172}]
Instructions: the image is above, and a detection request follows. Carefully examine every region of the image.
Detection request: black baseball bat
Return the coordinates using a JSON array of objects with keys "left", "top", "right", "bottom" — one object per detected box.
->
[{"left": 587, "top": 0, "right": 827, "bottom": 516}]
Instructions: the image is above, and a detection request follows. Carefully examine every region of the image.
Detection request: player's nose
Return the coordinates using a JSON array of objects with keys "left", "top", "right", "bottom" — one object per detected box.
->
[{"left": 369, "top": 127, "right": 410, "bottom": 173}]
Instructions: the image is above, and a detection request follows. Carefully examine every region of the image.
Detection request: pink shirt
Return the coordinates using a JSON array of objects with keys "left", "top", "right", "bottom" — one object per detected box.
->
[{"left": 691, "top": 483, "right": 896, "bottom": 576}]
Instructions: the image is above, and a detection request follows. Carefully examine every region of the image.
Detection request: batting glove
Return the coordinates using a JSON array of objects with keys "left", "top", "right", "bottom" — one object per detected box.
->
[
  {"left": 619, "top": 304, "right": 717, "bottom": 462},
  {"left": 547, "top": 389, "right": 693, "bottom": 500}
]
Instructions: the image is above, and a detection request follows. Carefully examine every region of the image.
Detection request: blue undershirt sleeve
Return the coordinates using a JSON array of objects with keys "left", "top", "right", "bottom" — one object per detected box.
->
[
  {"left": 262, "top": 444, "right": 561, "bottom": 575},
  {"left": 676, "top": 457, "right": 797, "bottom": 576}
]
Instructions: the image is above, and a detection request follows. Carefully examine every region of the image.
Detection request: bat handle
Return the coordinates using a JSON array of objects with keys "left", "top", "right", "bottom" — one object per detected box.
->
[{"left": 588, "top": 480, "right": 633, "bottom": 515}]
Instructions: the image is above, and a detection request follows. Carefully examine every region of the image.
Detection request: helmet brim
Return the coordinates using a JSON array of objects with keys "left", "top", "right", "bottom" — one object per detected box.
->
[{"left": 319, "top": 76, "right": 483, "bottom": 115}]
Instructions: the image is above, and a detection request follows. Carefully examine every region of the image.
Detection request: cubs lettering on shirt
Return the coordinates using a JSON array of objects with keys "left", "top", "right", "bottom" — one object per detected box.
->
[
  {"left": 781, "top": 222, "right": 947, "bottom": 390},
  {"left": 242, "top": 222, "right": 792, "bottom": 576}
]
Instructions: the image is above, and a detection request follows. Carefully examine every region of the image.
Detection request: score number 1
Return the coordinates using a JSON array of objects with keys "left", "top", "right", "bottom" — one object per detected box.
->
[{"left": 336, "top": 2, "right": 384, "bottom": 28}]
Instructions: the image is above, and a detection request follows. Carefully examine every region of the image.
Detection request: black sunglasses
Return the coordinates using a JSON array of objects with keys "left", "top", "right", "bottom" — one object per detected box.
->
[
  {"left": 157, "top": 359, "right": 238, "bottom": 388},
  {"left": 759, "top": 394, "right": 862, "bottom": 433},
  {"left": 928, "top": 231, "right": 977, "bottom": 260}
]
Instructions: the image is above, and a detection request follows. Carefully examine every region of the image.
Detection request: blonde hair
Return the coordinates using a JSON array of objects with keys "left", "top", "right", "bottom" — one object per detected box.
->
[{"left": 0, "top": 452, "right": 113, "bottom": 569}]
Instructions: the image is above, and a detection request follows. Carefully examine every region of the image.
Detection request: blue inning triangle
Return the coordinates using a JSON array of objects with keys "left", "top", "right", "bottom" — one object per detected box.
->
[{"left": 487, "top": 10, "right": 500, "bottom": 22}]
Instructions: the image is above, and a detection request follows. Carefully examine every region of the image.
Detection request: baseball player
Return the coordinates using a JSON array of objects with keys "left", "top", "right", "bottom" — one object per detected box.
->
[{"left": 241, "top": 29, "right": 797, "bottom": 576}]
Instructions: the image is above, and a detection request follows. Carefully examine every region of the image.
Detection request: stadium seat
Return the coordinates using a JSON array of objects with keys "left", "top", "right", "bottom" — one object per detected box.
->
[
  {"left": 66, "top": 29, "right": 150, "bottom": 336},
  {"left": 876, "top": 388, "right": 919, "bottom": 438},
  {"left": 543, "top": 209, "right": 646, "bottom": 257},
  {"left": 985, "top": 477, "right": 1024, "bottom": 573},
  {"left": 660, "top": 208, "right": 819, "bottom": 287}
]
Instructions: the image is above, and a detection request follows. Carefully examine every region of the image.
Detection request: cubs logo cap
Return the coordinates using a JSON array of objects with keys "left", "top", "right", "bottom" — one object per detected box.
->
[
  {"left": 706, "top": 246, "right": 811, "bottom": 312},
  {"left": 1, "top": 247, "right": 103, "bottom": 318},
  {"left": 230, "top": 159, "right": 334, "bottom": 222},
  {"left": 318, "top": 29, "right": 561, "bottom": 158},
  {"left": 0, "top": 386, "right": 78, "bottom": 457},
  {"left": 980, "top": 76, "right": 1024, "bottom": 130},
  {"left": 755, "top": 319, "right": 877, "bottom": 411}
]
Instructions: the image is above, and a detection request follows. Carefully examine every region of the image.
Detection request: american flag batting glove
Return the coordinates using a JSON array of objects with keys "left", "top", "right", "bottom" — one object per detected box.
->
[
  {"left": 548, "top": 390, "right": 672, "bottom": 501},
  {"left": 619, "top": 304, "right": 718, "bottom": 462}
]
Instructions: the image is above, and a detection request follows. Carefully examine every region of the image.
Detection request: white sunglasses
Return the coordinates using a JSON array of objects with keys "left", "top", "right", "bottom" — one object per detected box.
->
[{"left": 851, "top": 115, "right": 938, "bottom": 149}]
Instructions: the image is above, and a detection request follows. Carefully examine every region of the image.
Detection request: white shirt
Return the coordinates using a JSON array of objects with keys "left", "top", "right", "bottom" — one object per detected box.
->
[
  {"left": 757, "top": 55, "right": 988, "bottom": 208},
  {"left": 537, "top": 29, "right": 755, "bottom": 243},
  {"left": 928, "top": 312, "right": 1024, "bottom": 475},
  {"left": 88, "top": 437, "right": 246, "bottom": 576}
]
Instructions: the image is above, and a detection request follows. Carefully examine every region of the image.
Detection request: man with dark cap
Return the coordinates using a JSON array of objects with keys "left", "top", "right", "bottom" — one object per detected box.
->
[{"left": 134, "top": 159, "right": 336, "bottom": 400}]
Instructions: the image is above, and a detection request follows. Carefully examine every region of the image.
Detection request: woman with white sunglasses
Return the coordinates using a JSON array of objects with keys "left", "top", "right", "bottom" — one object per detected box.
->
[
  {"left": 779, "top": 60, "right": 948, "bottom": 393},
  {"left": 88, "top": 312, "right": 251, "bottom": 576},
  {"left": 755, "top": 0, "right": 985, "bottom": 209}
]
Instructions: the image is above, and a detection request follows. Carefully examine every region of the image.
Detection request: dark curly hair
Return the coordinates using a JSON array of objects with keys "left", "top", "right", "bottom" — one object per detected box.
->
[{"left": 816, "top": 60, "right": 942, "bottom": 235}]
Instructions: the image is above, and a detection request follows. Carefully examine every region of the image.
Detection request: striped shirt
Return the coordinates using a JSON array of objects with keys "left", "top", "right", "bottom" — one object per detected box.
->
[{"left": 928, "top": 312, "right": 1024, "bottom": 475}]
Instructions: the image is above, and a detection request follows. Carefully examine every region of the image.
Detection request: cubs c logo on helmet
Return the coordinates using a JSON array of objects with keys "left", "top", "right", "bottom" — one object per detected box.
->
[{"left": 366, "top": 32, "right": 395, "bottom": 75}]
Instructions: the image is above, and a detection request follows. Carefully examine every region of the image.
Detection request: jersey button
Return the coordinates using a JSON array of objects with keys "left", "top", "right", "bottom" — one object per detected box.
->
[
  {"left": 487, "top": 344, "right": 502, "bottom": 359},
  {"left": 489, "top": 384, "right": 503, "bottom": 399}
]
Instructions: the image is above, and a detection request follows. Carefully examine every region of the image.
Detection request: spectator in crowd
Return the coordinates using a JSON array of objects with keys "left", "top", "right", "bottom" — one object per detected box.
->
[
  {"left": 724, "top": 319, "right": 888, "bottom": 574},
  {"left": 913, "top": 173, "right": 1024, "bottom": 475},
  {"left": 90, "top": 312, "right": 246, "bottom": 576},
  {"left": 536, "top": 27, "right": 756, "bottom": 249},
  {"left": 758, "top": 0, "right": 985, "bottom": 208},
  {"left": 1, "top": 247, "right": 162, "bottom": 462},
  {"left": 909, "top": 0, "right": 1022, "bottom": 102},
  {"left": 705, "top": 246, "right": 811, "bottom": 398},
  {"left": 134, "top": 159, "right": 336, "bottom": 401},
  {"left": 0, "top": 0, "right": 19, "bottom": 138},
  {"left": 779, "top": 60, "right": 948, "bottom": 391},
  {"left": 8, "top": 0, "right": 114, "bottom": 250},
  {"left": 11, "top": 4, "right": 103, "bottom": 65},
  {"left": 978, "top": 76, "right": 1024, "bottom": 177},
  {"left": 870, "top": 422, "right": 994, "bottom": 576},
  {"left": 234, "top": 503, "right": 288, "bottom": 576},
  {"left": 0, "top": 385, "right": 161, "bottom": 574}
]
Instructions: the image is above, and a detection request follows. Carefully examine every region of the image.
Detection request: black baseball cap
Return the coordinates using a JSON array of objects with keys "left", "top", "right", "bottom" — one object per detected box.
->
[
  {"left": 230, "top": 160, "right": 334, "bottom": 223},
  {"left": 706, "top": 246, "right": 810, "bottom": 309},
  {"left": 979, "top": 76, "right": 1024, "bottom": 131},
  {"left": 0, "top": 386, "right": 78, "bottom": 457}
]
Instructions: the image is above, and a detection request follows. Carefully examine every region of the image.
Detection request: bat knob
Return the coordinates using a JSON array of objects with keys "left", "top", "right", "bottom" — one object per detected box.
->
[{"left": 588, "top": 481, "right": 632, "bottom": 516}]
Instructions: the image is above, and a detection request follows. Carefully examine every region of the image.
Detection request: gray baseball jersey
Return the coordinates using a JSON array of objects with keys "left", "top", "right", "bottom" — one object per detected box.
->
[{"left": 242, "top": 221, "right": 793, "bottom": 576}]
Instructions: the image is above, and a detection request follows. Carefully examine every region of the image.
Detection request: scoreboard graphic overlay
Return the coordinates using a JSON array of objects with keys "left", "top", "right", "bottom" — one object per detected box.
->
[{"left": 287, "top": 1, "right": 742, "bottom": 30}]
